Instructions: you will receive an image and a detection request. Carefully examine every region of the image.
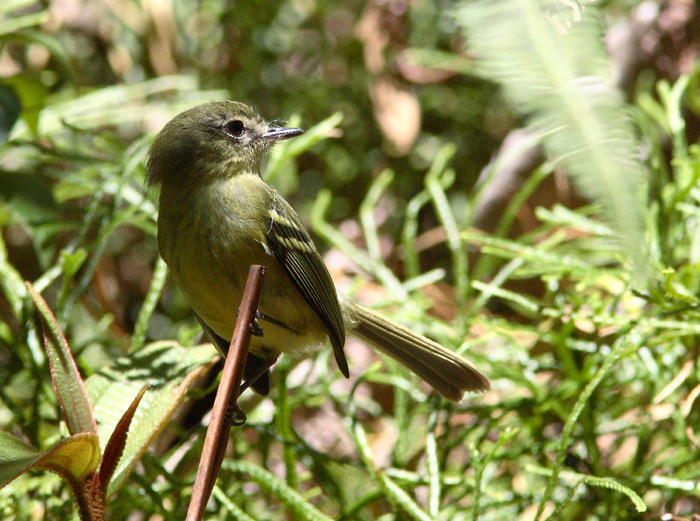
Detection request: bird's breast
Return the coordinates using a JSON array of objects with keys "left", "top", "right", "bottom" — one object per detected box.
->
[{"left": 157, "top": 175, "right": 328, "bottom": 356}]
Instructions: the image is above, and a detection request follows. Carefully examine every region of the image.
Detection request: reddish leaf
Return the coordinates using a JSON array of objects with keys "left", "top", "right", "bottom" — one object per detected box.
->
[{"left": 99, "top": 385, "right": 149, "bottom": 491}]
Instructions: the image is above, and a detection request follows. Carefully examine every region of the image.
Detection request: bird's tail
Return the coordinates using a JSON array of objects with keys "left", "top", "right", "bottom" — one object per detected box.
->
[{"left": 343, "top": 300, "right": 490, "bottom": 402}]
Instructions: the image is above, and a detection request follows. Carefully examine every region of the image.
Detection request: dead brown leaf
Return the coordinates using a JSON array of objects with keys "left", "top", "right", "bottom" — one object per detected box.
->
[{"left": 370, "top": 75, "right": 421, "bottom": 156}]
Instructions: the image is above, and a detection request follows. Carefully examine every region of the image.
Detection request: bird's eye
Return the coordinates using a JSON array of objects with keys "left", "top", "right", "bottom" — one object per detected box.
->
[{"left": 224, "top": 120, "right": 245, "bottom": 137}]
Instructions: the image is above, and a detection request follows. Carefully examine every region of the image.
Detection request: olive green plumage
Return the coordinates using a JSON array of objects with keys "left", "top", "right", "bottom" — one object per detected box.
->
[{"left": 146, "top": 101, "right": 490, "bottom": 401}]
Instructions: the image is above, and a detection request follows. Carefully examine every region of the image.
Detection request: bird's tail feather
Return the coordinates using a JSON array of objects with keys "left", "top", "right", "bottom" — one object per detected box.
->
[{"left": 344, "top": 300, "right": 490, "bottom": 402}]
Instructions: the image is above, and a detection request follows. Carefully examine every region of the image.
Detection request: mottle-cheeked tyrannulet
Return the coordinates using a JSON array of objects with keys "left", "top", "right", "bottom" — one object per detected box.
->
[{"left": 146, "top": 101, "right": 490, "bottom": 401}]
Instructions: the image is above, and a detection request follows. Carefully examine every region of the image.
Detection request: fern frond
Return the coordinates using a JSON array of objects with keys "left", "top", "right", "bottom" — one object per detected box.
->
[{"left": 455, "top": 0, "right": 647, "bottom": 278}]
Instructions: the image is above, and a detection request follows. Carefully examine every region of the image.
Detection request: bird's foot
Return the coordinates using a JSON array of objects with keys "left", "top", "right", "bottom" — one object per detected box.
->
[
  {"left": 225, "top": 403, "right": 247, "bottom": 426},
  {"left": 237, "top": 308, "right": 265, "bottom": 337},
  {"left": 248, "top": 317, "right": 264, "bottom": 337}
]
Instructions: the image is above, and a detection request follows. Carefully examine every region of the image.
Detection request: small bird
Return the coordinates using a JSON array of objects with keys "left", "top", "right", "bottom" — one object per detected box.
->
[{"left": 146, "top": 101, "right": 490, "bottom": 403}]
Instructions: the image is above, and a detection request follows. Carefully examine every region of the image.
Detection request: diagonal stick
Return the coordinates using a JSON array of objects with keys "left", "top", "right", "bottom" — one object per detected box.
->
[{"left": 186, "top": 265, "right": 266, "bottom": 521}]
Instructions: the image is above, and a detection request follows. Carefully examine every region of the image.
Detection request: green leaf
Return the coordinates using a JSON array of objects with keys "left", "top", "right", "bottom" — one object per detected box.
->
[
  {"left": 0, "top": 172, "right": 58, "bottom": 225},
  {"left": 130, "top": 257, "right": 168, "bottom": 352},
  {"left": 226, "top": 460, "right": 334, "bottom": 521},
  {"left": 0, "top": 430, "right": 100, "bottom": 489},
  {"left": 34, "top": 433, "right": 101, "bottom": 483},
  {"left": 1, "top": 74, "right": 49, "bottom": 136},
  {"left": 0, "top": 232, "right": 27, "bottom": 321},
  {"left": 86, "top": 341, "right": 219, "bottom": 496},
  {"left": 0, "top": 11, "right": 48, "bottom": 36},
  {"left": 526, "top": 464, "right": 647, "bottom": 513},
  {"left": 0, "top": 84, "right": 20, "bottom": 144},
  {"left": 29, "top": 76, "right": 228, "bottom": 138},
  {"left": 27, "top": 282, "right": 97, "bottom": 435},
  {"left": 0, "top": 431, "right": 41, "bottom": 488}
]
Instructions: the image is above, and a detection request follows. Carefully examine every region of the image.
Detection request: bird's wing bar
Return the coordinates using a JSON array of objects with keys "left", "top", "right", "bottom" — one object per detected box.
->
[{"left": 265, "top": 194, "right": 349, "bottom": 377}]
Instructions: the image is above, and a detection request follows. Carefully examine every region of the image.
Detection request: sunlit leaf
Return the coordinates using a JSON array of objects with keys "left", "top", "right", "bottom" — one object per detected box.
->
[
  {"left": 86, "top": 341, "right": 219, "bottom": 495},
  {"left": 0, "top": 430, "right": 100, "bottom": 488}
]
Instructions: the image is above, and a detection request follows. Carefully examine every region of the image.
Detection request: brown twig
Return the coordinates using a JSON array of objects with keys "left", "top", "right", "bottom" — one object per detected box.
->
[{"left": 185, "top": 265, "right": 266, "bottom": 521}]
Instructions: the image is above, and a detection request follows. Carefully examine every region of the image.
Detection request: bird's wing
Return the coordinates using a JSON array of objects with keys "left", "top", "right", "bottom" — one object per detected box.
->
[{"left": 265, "top": 193, "right": 349, "bottom": 377}]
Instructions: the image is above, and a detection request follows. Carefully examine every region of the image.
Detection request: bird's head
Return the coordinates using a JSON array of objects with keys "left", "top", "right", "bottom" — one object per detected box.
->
[{"left": 146, "top": 101, "right": 303, "bottom": 188}]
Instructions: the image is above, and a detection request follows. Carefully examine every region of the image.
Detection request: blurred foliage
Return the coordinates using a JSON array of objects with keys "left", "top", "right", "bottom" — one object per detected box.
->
[
  {"left": 1, "top": 0, "right": 700, "bottom": 520},
  {"left": 456, "top": 0, "right": 647, "bottom": 277}
]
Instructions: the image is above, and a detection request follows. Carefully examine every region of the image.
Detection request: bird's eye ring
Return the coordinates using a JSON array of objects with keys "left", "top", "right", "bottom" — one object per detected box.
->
[{"left": 224, "top": 120, "right": 245, "bottom": 137}]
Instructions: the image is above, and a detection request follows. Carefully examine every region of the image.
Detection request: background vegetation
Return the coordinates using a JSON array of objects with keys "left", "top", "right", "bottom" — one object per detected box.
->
[{"left": 1, "top": 0, "right": 700, "bottom": 519}]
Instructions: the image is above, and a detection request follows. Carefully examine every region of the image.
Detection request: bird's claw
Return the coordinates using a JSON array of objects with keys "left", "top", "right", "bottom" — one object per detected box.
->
[
  {"left": 225, "top": 403, "right": 247, "bottom": 426},
  {"left": 248, "top": 317, "right": 264, "bottom": 337},
  {"left": 237, "top": 308, "right": 265, "bottom": 337}
]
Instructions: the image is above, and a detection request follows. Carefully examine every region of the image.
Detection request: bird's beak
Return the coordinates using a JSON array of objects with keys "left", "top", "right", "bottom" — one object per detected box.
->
[{"left": 260, "top": 127, "right": 304, "bottom": 141}]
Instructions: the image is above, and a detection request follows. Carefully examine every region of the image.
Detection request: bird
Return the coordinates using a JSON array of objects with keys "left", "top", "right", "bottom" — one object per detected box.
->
[{"left": 146, "top": 101, "right": 490, "bottom": 405}]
